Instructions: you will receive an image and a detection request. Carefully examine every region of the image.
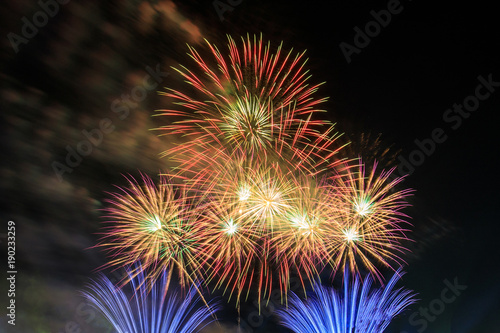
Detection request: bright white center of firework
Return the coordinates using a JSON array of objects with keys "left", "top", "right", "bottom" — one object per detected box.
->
[
  {"left": 291, "top": 215, "right": 310, "bottom": 230},
  {"left": 244, "top": 180, "right": 289, "bottom": 220},
  {"left": 238, "top": 185, "right": 251, "bottom": 201},
  {"left": 224, "top": 218, "right": 238, "bottom": 235},
  {"left": 343, "top": 228, "right": 361, "bottom": 243},
  {"left": 223, "top": 97, "right": 272, "bottom": 149},
  {"left": 148, "top": 215, "right": 162, "bottom": 231},
  {"left": 263, "top": 193, "right": 280, "bottom": 210},
  {"left": 265, "top": 189, "right": 281, "bottom": 204},
  {"left": 291, "top": 215, "right": 314, "bottom": 236},
  {"left": 256, "top": 189, "right": 286, "bottom": 217},
  {"left": 354, "top": 198, "right": 372, "bottom": 216}
]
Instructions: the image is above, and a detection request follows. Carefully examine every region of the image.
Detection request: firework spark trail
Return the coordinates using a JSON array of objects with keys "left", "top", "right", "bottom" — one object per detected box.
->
[
  {"left": 82, "top": 265, "right": 219, "bottom": 333},
  {"left": 193, "top": 194, "right": 259, "bottom": 305},
  {"left": 269, "top": 177, "right": 337, "bottom": 296},
  {"left": 276, "top": 269, "right": 416, "bottom": 333}
]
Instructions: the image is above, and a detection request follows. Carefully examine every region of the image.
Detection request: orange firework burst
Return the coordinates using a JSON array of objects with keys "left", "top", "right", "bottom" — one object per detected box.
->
[
  {"left": 269, "top": 178, "right": 337, "bottom": 296},
  {"left": 96, "top": 173, "right": 203, "bottom": 289},
  {"left": 190, "top": 157, "right": 300, "bottom": 304},
  {"left": 188, "top": 153, "right": 300, "bottom": 230},
  {"left": 156, "top": 34, "right": 344, "bottom": 179},
  {"left": 327, "top": 162, "right": 413, "bottom": 282},
  {"left": 193, "top": 194, "right": 259, "bottom": 304}
]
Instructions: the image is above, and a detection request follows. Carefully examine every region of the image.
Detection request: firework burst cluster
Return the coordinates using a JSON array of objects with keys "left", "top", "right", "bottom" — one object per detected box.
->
[{"left": 94, "top": 35, "right": 414, "bottom": 308}]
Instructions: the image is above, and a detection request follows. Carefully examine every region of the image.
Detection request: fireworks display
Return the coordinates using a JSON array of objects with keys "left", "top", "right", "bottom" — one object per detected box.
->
[
  {"left": 94, "top": 35, "right": 415, "bottom": 311},
  {"left": 5, "top": 1, "right": 496, "bottom": 332},
  {"left": 276, "top": 269, "right": 416, "bottom": 333},
  {"left": 82, "top": 265, "right": 219, "bottom": 333}
]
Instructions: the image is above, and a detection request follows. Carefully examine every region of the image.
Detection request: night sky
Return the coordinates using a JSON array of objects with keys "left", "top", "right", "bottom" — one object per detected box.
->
[{"left": 1, "top": 0, "right": 499, "bottom": 332}]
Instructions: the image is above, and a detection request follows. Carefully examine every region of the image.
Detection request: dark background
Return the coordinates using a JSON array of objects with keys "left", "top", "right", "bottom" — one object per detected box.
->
[{"left": 1, "top": 0, "right": 499, "bottom": 332}]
